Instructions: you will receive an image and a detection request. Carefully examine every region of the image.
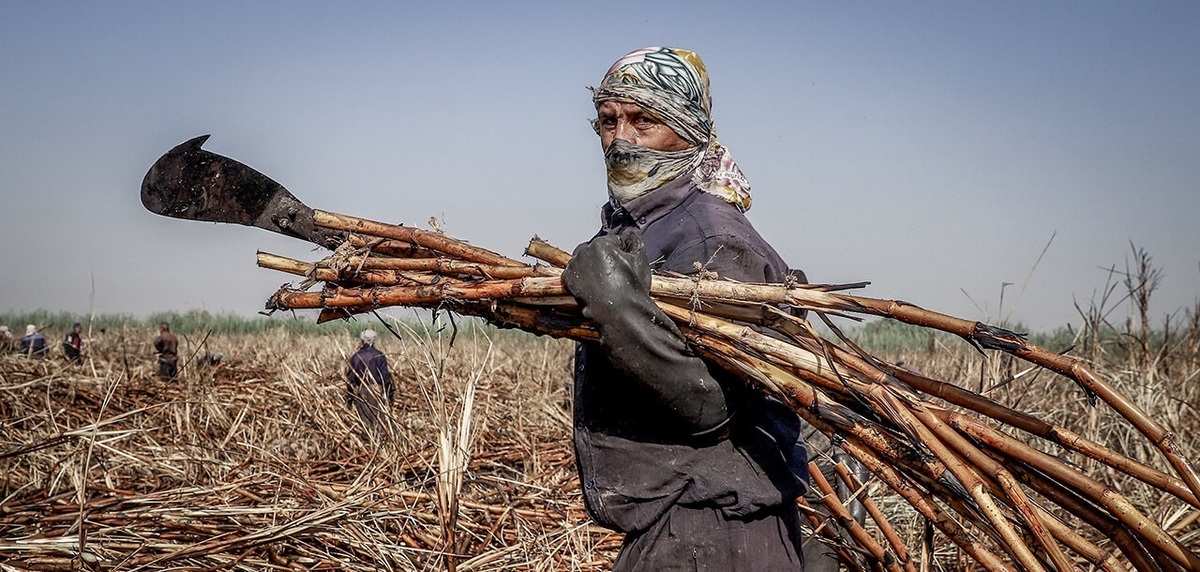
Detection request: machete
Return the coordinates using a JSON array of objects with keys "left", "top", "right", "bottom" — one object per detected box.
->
[{"left": 140, "top": 135, "right": 344, "bottom": 249}]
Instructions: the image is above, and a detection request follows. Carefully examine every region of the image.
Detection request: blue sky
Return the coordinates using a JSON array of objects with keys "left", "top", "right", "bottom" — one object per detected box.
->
[{"left": 2, "top": 2, "right": 1197, "bottom": 332}]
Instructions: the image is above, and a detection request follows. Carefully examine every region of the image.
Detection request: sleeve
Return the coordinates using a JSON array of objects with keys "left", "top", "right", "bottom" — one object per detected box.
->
[
  {"left": 564, "top": 232, "right": 735, "bottom": 435},
  {"left": 346, "top": 353, "right": 362, "bottom": 386}
]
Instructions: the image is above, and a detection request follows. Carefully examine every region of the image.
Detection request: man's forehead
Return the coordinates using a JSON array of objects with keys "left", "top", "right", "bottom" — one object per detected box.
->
[{"left": 596, "top": 101, "right": 647, "bottom": 114}]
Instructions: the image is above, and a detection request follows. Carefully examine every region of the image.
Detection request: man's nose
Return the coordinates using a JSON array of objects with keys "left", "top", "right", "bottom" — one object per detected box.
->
[{"left": 613, "top": 120, "right": 635, "bottom": 143}]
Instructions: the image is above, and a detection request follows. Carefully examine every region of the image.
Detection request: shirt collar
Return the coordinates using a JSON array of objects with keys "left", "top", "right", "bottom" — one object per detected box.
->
[{"left": 602, "top": 174, "right": 695, "bottom": 232}]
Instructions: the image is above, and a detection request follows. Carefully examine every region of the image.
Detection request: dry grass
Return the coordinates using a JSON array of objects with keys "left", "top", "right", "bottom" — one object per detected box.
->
[
  {"left": 1, "top": 323, "right": 618, "bottom": 571},
  {"left": 871, "top": 325, "right": 1200, "bottom": 569},
  {"left": 2, "top": 312, "right": 1198, "bottom": 571}
]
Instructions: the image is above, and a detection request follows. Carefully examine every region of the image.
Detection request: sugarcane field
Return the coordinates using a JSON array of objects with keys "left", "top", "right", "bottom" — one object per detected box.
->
[
  {"left": 2, "top": 218, "right": 1199, "bottom": 570},
  {"left": 7, "top": 6, "right": 1200, "bottom": 572}
]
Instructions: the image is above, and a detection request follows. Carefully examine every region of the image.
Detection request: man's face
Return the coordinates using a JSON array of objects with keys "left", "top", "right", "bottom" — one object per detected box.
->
[{"left": 596, "top": 101, "right": 692, "bottom": 153}]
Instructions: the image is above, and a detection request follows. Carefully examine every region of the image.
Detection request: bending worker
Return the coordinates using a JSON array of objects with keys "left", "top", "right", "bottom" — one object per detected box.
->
[{"left": 562, "top": 46, "right": 851, "bottom": 571}]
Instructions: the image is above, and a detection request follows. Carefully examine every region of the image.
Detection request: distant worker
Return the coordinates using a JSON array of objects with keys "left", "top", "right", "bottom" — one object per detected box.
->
[
  {"left": 346, "top": 329, "right": 394, "bottom": 435},
  {"left": 63, "top": 322, "right": 83, "bottom": 363},
  {"left": 19, "top": 324, "right": 48, "bottom": 358},
  {"left": 198, "top": 351, "right": 224, "bottom": 368},
  {"left": 0, "top": 325, "right": 13, "bottom": 353},
  {"left": 196, "top": 350, "right": 224, "bottom": 384},
  {"left": 153, "top": 322, "right": 179, "bottom": 380}
]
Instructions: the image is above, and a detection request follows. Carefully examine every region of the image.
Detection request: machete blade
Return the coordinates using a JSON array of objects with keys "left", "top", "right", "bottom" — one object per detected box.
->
[{"left": 140, "top": 135, "right": 344, "bottom": 249}]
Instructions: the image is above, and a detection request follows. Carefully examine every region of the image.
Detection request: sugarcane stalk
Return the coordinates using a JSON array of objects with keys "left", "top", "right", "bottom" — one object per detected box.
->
[
  {"left": 798, "top": 494, "right": 872, "bottom": 572},
  {"left": 809, "top": 461, "right": 908, "bottom": 572},
  {"left": 827, "top": 332, "right": 1200, "bottom": 514},
  {"left": 905, "top": 396, "right": 1078, "bottom": 571},
  {"left": 690, "top": 335, "right": 1019, "bottom": 572},
  {"left": 525, "top": 237, "right": 572, "bottom": 268},
  {"left": 346, "top": 233, "right": 439, "bottom": 259},
  {"left": 936, "top": 415, "right": 1176, "bottom": 572},
  {"left": 269, "top": 276, "right": 567, "bottom": 310},
  {"left": 258, "top": 251, "right": 319, "bottom": 277},
  {"left": 655, "top": 273, "right": 1200, "bottom": 508},
  {"left": 939, "top": 407, "right": 1200, "bottom": 570},
  {"left": 317, "top": 254, "right": 551, "bottom": 279},
  {"left": 313, "top": 210, "right": 525, "bottom": 268},
  {"left": 1001, "top": 460, "right": 1164, "bottom": 572},
  {"left": 881, "top": 362, "right": 1200, "bottom": 509},
  {"left": 873, "top": 390, "right": 1051, "bottom": 572},
  {"left": 823, "top": 329, "right": 1200, "bottom": 565},
  {"left": 835, "top": 464, "right": 914, "bottom": 572},
  {"left": 651, "top": 270, "right": 1192, "bottom": 506},
  {"left": 661, "top": 299, "right": 1085, "bottom": 567},
  {"left": 660, "top": 296, "right": 1052, "bottom": 558},
  {"left": 826, "top": 296, "right": 1200, "bottom": 505},
  {"left": 259, "top": 251, "right": 419, "bottom": 286}
]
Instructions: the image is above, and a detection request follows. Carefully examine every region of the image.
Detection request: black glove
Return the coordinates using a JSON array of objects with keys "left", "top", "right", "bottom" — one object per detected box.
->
[
  {"left": 563, "top": 230, "right": 652, "bottom": 321},
  {"left": 563, "top": 230, "right": 734, "bottom": 435}
]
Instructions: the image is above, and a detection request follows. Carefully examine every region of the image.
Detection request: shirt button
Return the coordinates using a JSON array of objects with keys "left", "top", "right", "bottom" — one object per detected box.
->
[{"left": 637, "top": 216, "right": 646, "bottom": 225}]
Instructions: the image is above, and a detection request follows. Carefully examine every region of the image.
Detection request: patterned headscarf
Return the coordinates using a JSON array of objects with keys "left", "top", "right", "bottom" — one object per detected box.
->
[{"left": 592, "top": 47, "right": 752, "bottom": 211}]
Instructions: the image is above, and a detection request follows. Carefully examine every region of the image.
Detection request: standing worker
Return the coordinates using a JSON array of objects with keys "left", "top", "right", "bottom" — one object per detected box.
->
[
  {"left": 153, "top": 322, "right": 179, "bottom": 380},
  {"left": 345, "top": 329, "right": 394, "bottom": 436},
  {"left": 560, "top": 46, "right": 828, "bottom": 571},
  {"left": 0, "top": 325, "right": 13, "bottom": 353},
  {"left": 62, "top": 322, "right": 83, "bottom": 363}
]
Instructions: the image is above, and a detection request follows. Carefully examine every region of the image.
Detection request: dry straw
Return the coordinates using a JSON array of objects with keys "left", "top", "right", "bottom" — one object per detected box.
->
[
  {"left": 2, "top": 325, "right": 617, "bottom": 570},
  {"left": 253, "top": 209, "right": 1200, "bottom": 571}
]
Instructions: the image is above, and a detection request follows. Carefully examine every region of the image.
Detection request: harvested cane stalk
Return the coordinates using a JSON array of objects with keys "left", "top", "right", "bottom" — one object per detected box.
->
[{"left": 257, "top": 209, "right": 1200, "bottom": 572}]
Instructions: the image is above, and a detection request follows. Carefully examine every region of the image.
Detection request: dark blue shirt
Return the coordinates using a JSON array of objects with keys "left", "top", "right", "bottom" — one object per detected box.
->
[
  {"left": 574, "top": 176, "right": 809, "bottom": 533},
  {"left": 19, "top": 333, "right": 48, "bottom": 358},
  {"left": 347, "top": 345, "right": 392, "bottom": 390}
]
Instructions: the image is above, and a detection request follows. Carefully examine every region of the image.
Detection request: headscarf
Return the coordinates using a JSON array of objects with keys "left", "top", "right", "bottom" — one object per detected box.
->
[
  {"left": 26, "top": 325, "right": 37, "bottom": 336},
  {"left": 592, "top": 47, "right": 752, "bottom": 211},
  {"left": 360, "top": 329, "right": 378, "bottom": 345}
]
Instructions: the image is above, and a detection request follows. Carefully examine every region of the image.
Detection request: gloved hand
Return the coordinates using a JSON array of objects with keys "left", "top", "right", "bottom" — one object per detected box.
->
[
  {"left": 563, "top": 230, "right": 652, "bottom": 322},
  {"left": 563, "top": 230, "right": 734, "bottom": 435}
]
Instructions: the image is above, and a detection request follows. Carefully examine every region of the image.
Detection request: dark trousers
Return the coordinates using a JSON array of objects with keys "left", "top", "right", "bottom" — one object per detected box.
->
[
  {"left": 348, "top": 382, "right": 394, "bottom": 436},
  {"left": 158, "top": 359, "right": 178, "bottom": 380},
  {"left": 64, "top": 346, "right": 81, "bottom": 363},
  {"left": 612, "top": 502, "right": 804, "bottom": 571}
]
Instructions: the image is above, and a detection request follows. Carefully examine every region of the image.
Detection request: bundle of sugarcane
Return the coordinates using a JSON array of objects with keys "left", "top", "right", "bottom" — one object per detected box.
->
[{"left": 258, "top": 209, "right": 1200, "bottom": 572}]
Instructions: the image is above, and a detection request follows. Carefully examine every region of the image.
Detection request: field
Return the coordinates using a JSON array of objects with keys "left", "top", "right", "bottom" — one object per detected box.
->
[{"left": 2, "top": 304, "right": 1199, "bottom": 571}]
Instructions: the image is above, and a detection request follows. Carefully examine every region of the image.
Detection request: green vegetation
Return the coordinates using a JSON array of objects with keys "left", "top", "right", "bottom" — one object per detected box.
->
[
  {"left": 0, "top": 308, "right": 542, "bottom": 342},
  {"left": 1, "top": 309, "right": 337, "bottom": 337}
]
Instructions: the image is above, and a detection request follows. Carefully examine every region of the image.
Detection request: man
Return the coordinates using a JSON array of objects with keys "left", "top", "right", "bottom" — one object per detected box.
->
[
  {"left": 63, "top": 322, "right": 83, "bottom": 363},
  {"left": 19, "top": 324, "right": 48, "bottom": 359},
  {"left": 153, "top": 322, "right": 179, "bottom": 380},
  {"left": 561, "top": 47, "right": 823, "bottom": 571},
  {"left": 198, "top": 351, "right": 224, "bottom": 368},
  {"left": 346, "top": 329, "right": 394, "bottom": 435}
]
